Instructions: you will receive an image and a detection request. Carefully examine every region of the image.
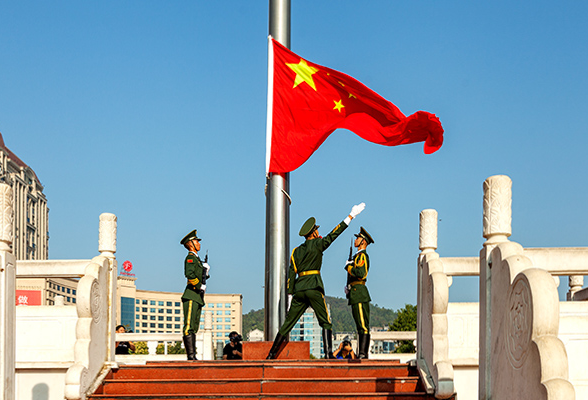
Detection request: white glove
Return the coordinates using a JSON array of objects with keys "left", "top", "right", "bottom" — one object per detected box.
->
[
  {"left": 344, "top": 259, "right": 353, "bottom": 269},
  {"left": 287, "top": 294, "right": 293, "bottom": 310},
  {"left": 203, "top": 263, "right": 211, "bottom": 273},
  {"left": 349, "top": 202, "right": 366, "bottom": 218},
  {"left": 344, "top": 285, "right": 350, "bottom": 295},
  {"left": 200, "top": 284, "right": 207, "bottom": 293}
]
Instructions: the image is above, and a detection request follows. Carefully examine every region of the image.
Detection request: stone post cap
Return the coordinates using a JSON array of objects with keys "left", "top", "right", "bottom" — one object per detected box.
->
[
  {"left": 99, "top": 213, "right": 117, "bottom": 255},
  {"left": 419, "top": 209, "right": 438, "bottom": 252},
  {"left": 483, "top": 175, "right": 512, "bottom": 241}
]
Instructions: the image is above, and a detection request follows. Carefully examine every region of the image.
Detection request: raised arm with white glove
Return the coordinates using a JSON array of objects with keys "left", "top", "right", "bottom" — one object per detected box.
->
[{"left": 344, "top": 202, "right": 366, "bottom": 225}]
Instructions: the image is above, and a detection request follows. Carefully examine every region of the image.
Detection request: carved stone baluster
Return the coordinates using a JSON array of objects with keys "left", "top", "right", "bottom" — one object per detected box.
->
[
  {"left": 480, "top": 175, "right": 512, "bottom": 400},
  {"left": 567, "top": 275, "right": 584, "bottom": 301},
  {"left": 0, "top": 183, "right": 15, "bottom": 400},
  {"left": 99, "top": 212, "right": 118, "bottom": 367}
]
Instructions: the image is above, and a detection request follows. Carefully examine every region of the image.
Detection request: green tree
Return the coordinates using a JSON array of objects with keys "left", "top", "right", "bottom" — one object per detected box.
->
[
  {"left": 133, "top": 341, "right": 149, "bottom": 355},
  {"left": 156, "top": 341, "right": 186, "bottom": 355},
  {"left": 389, "top": 304, "right": 417, "bottom": 353}
]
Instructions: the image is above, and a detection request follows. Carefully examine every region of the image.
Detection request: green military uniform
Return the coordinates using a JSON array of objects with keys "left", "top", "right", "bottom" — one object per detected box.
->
[
  {"left": 277, "top": 219, "right": 348, "bottom": 336},
  {"left": 181, "top": 251, "right": 205, "bottom": 336},
  {"left": 179, "top": 229, "right": 206, "bottom": 360},
  {"left": 346, "top": 249, "right": 371, "bottom": 333}
]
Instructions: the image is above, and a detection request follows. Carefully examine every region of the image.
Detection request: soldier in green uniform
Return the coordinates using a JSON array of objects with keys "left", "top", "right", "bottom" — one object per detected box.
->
[
  {"left": 180, "top": 229, "right": 210, "bottom": 360},
  {"left": 345, "top": 226, "right": 374, "bottom": 359},
  {"left": 266, "top": 203, "right": 366, "bottom": 360}
]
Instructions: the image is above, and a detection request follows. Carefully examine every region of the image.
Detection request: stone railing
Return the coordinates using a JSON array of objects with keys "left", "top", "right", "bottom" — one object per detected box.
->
[
  {"left": 418, "top": 175, "right": 588, "bottom": 400},
  {"left": 114, "top": 312, "right": 215, "bottom": 362},
  {"left": 11, "top": 210, "right": 118, "bottom": 400},
  {"left": 417, "top": 209, "right": 479, "bottom": 399}
]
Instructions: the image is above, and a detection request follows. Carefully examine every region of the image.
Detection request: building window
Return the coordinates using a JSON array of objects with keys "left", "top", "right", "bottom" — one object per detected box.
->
[
  {"left": 158, "top": 316, "right": 164, "bottom": 321},
  {"left": 142, "top": 315, "right": 148, "bottom": 320},
  {"left": 209, "top": 304, "right": 214, "bottom": 308},
  {"left": 136, "top": 299, "right": 140, "bottom": 304},
  {"left": 167, "top": 317, "right": 172, "bottom": 321},
  {"left": 216, "top": 303, "right": 223, "bottom": 308},
  {"left": 72, "top": 290, "right": 76, "bottom": 295},
  {"left": 166, "top": 324, "right": 172, "bottom": 329},
  {"left": 175, "top": 310, "right": 180, "bottom": 314},
  {"left": 142, "top": 308, "right": 148, "bottom": 313},
  {"left": 225, "top": 303, "right": 231, "bottom": 308},
  {"left": 150, "top": 323, "right": 155, "bottom": 328},
  {"left": 225, "top": 325, "right": 231, "bottom": 330},
  {"left": 175, "top": 302, "right": 180, "bottom": 307},
  {"left": 216, "top": 311, "right": 222, "bottom": 315},
  {"left": 136, "top": 307, "right": 140, "bottom": 312},
  {"left": 158, "top": 301, "right": 164, "bottom": 306},
  {"left": 67, "top": 288, "right": 71, "bottom": 294},
  {"left": 166, "top": 301, "right": 172, "bottom": 307},
  {"left": 175, "top": 317, "right": 180, "bottom": 322},
  {"left": 225, "top": 318, "right": 231, "bottom": 322},
  {"left": 158, "top": 309, "right": 164, "bottom": 314},
  {"left": 158, "top": 324, "right": 163, "bottom": 329},
  {"left": 142, "top": 300, "right": 148, "bottom": 305},
  {"left": 150, "top": 300, "right": 155, "bottom": 305},
  {"left": 175, "top": 324, "right": 180, "bottom": 329},
  {"left": 166, "top": 309, "right": 172, "bottom": 314},
  {"left": 225, "top": 311, "right": 231, "bottom": 315},
  {"left": 142, "top": 323, "right": 148, "bottom": 327},
  {"left": 150, "top": 316, "right": 156, "bottom": 320}
]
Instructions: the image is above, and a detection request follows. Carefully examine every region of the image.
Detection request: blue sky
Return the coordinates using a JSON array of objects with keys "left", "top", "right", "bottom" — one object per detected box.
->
[{"left": 2, "top": 1, "right": 587, "bottom": 315}]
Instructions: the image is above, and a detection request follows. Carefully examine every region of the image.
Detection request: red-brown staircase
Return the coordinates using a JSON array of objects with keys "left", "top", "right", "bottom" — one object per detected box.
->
[{"left": 89, "top": 359, "right": 438, "bottom": 400}]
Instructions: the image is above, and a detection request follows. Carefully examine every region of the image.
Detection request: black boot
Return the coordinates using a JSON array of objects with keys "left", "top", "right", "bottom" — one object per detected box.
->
[
  {"left": 183, "top": 334, "right": 196, "bottom": 360},
  {"left": 322, "top": 329, "right": 335, "bottom": 359},
  {"left": 266, "top": 333, "right": 287, "bottom": 359},
  {"left": 358, "top": 333, "right": 370, "bottom": 359}
]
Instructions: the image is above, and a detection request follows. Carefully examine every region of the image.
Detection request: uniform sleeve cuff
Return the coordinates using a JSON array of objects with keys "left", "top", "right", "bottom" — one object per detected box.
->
[{"left": 344, "top": 216, "right": 352, "bottom": 225}]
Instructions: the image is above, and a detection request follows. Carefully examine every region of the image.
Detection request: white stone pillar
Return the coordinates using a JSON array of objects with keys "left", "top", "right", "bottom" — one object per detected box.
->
[
  {"left": 0, "top": 183, "right": 16, "bottom": 400},
  {"left": 479, "top": 175, "right": 512, "bottom": 400},
  {"left": 99, "top": 213, "right": 118, "bottom": 367},
  {"left": 567, "top": 275, "right": 584, "bottom": 301},
  {"left": 417, "top": 209, "right": 438, "bottom": 360},
  {"left": 203, "top": 311, "right": 213, "bottom": 360}
]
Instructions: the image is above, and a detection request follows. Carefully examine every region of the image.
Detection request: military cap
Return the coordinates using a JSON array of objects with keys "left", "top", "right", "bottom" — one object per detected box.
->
[
  {"left": 299, "top": 217, "right": 320, "bottom": 237},
  {"left": 354, "top": 226, "right": 374, "bottom": 244},
  {"left": 180, "top": 229, "right": 201, "bottom": 245}
]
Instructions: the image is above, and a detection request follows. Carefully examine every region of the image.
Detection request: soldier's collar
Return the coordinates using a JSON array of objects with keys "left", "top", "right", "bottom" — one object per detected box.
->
[{"left": 189, "top": 251, "right": 199, "bottom": 257}]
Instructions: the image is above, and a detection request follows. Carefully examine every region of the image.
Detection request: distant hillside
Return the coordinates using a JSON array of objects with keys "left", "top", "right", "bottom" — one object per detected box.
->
[{"left": 242, "top": 296, "right": 397, "bottom": 337}]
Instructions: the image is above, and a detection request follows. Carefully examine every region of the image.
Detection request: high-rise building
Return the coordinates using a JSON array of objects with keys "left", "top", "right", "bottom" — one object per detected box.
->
[
  {"left": 290, "top": 306, "right": 329, "bottom": 358},
  {"left": 0, "top": 132, "right": 49, "bottom": 260}
]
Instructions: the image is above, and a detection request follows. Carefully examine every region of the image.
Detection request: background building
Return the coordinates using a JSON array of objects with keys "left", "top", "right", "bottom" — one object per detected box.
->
[
  {"left": 117, "top": 275, "right": 242, "bottom": 339},
  {"left": 0, "top": 132, "right": 49, "bottom": 260}
]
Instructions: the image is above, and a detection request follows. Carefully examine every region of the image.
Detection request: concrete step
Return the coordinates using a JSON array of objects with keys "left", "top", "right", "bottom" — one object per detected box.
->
[
  {"left": 110, "top": 360, "right": 411, "bottom": 380},
  {"left": 100, "top": 376, "right": 420, "bottom": 395},
  {"left": 90, "top": 392, "right": 436, "bottom": 400}
]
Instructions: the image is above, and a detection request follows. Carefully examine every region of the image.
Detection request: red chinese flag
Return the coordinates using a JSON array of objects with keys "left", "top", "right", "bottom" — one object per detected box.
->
[{"left": 266, "top": 38, "right": 444, "bottom": 174}]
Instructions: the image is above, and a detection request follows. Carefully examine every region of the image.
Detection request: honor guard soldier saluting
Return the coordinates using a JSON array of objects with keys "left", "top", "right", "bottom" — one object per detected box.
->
[
  {"left": 180, "top": 229, "right": 211, "bottom": 360},
  {"left": 345, "top": 227, "right": 374, "bottom": 359},
  {"left": 266, "top": 202, "right": 366, "bottom": 360}
]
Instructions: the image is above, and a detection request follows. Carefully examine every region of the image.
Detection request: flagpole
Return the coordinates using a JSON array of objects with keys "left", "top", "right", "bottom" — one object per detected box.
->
[{"left": 265, "top": 0, "right": 290, "bottom": 341}]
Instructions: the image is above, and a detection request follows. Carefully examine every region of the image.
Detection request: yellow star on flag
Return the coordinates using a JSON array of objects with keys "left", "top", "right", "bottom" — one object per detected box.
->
[
  {"left": 287, "top": 59, "right": 319, "bottom": 91},
  {"left": 333, "top": 99, "right": 345, "bottom": 113}
]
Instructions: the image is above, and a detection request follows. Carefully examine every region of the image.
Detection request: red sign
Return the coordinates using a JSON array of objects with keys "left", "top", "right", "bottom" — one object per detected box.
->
[
  {"left": 16, "top": 290, "right": 42, "bottom": 306},
  {"left": 123, "top": 260, "right": 133, "bottom": 272},
  {"left": 120, "top": 260, "right": 135, "bottom": 276}
]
